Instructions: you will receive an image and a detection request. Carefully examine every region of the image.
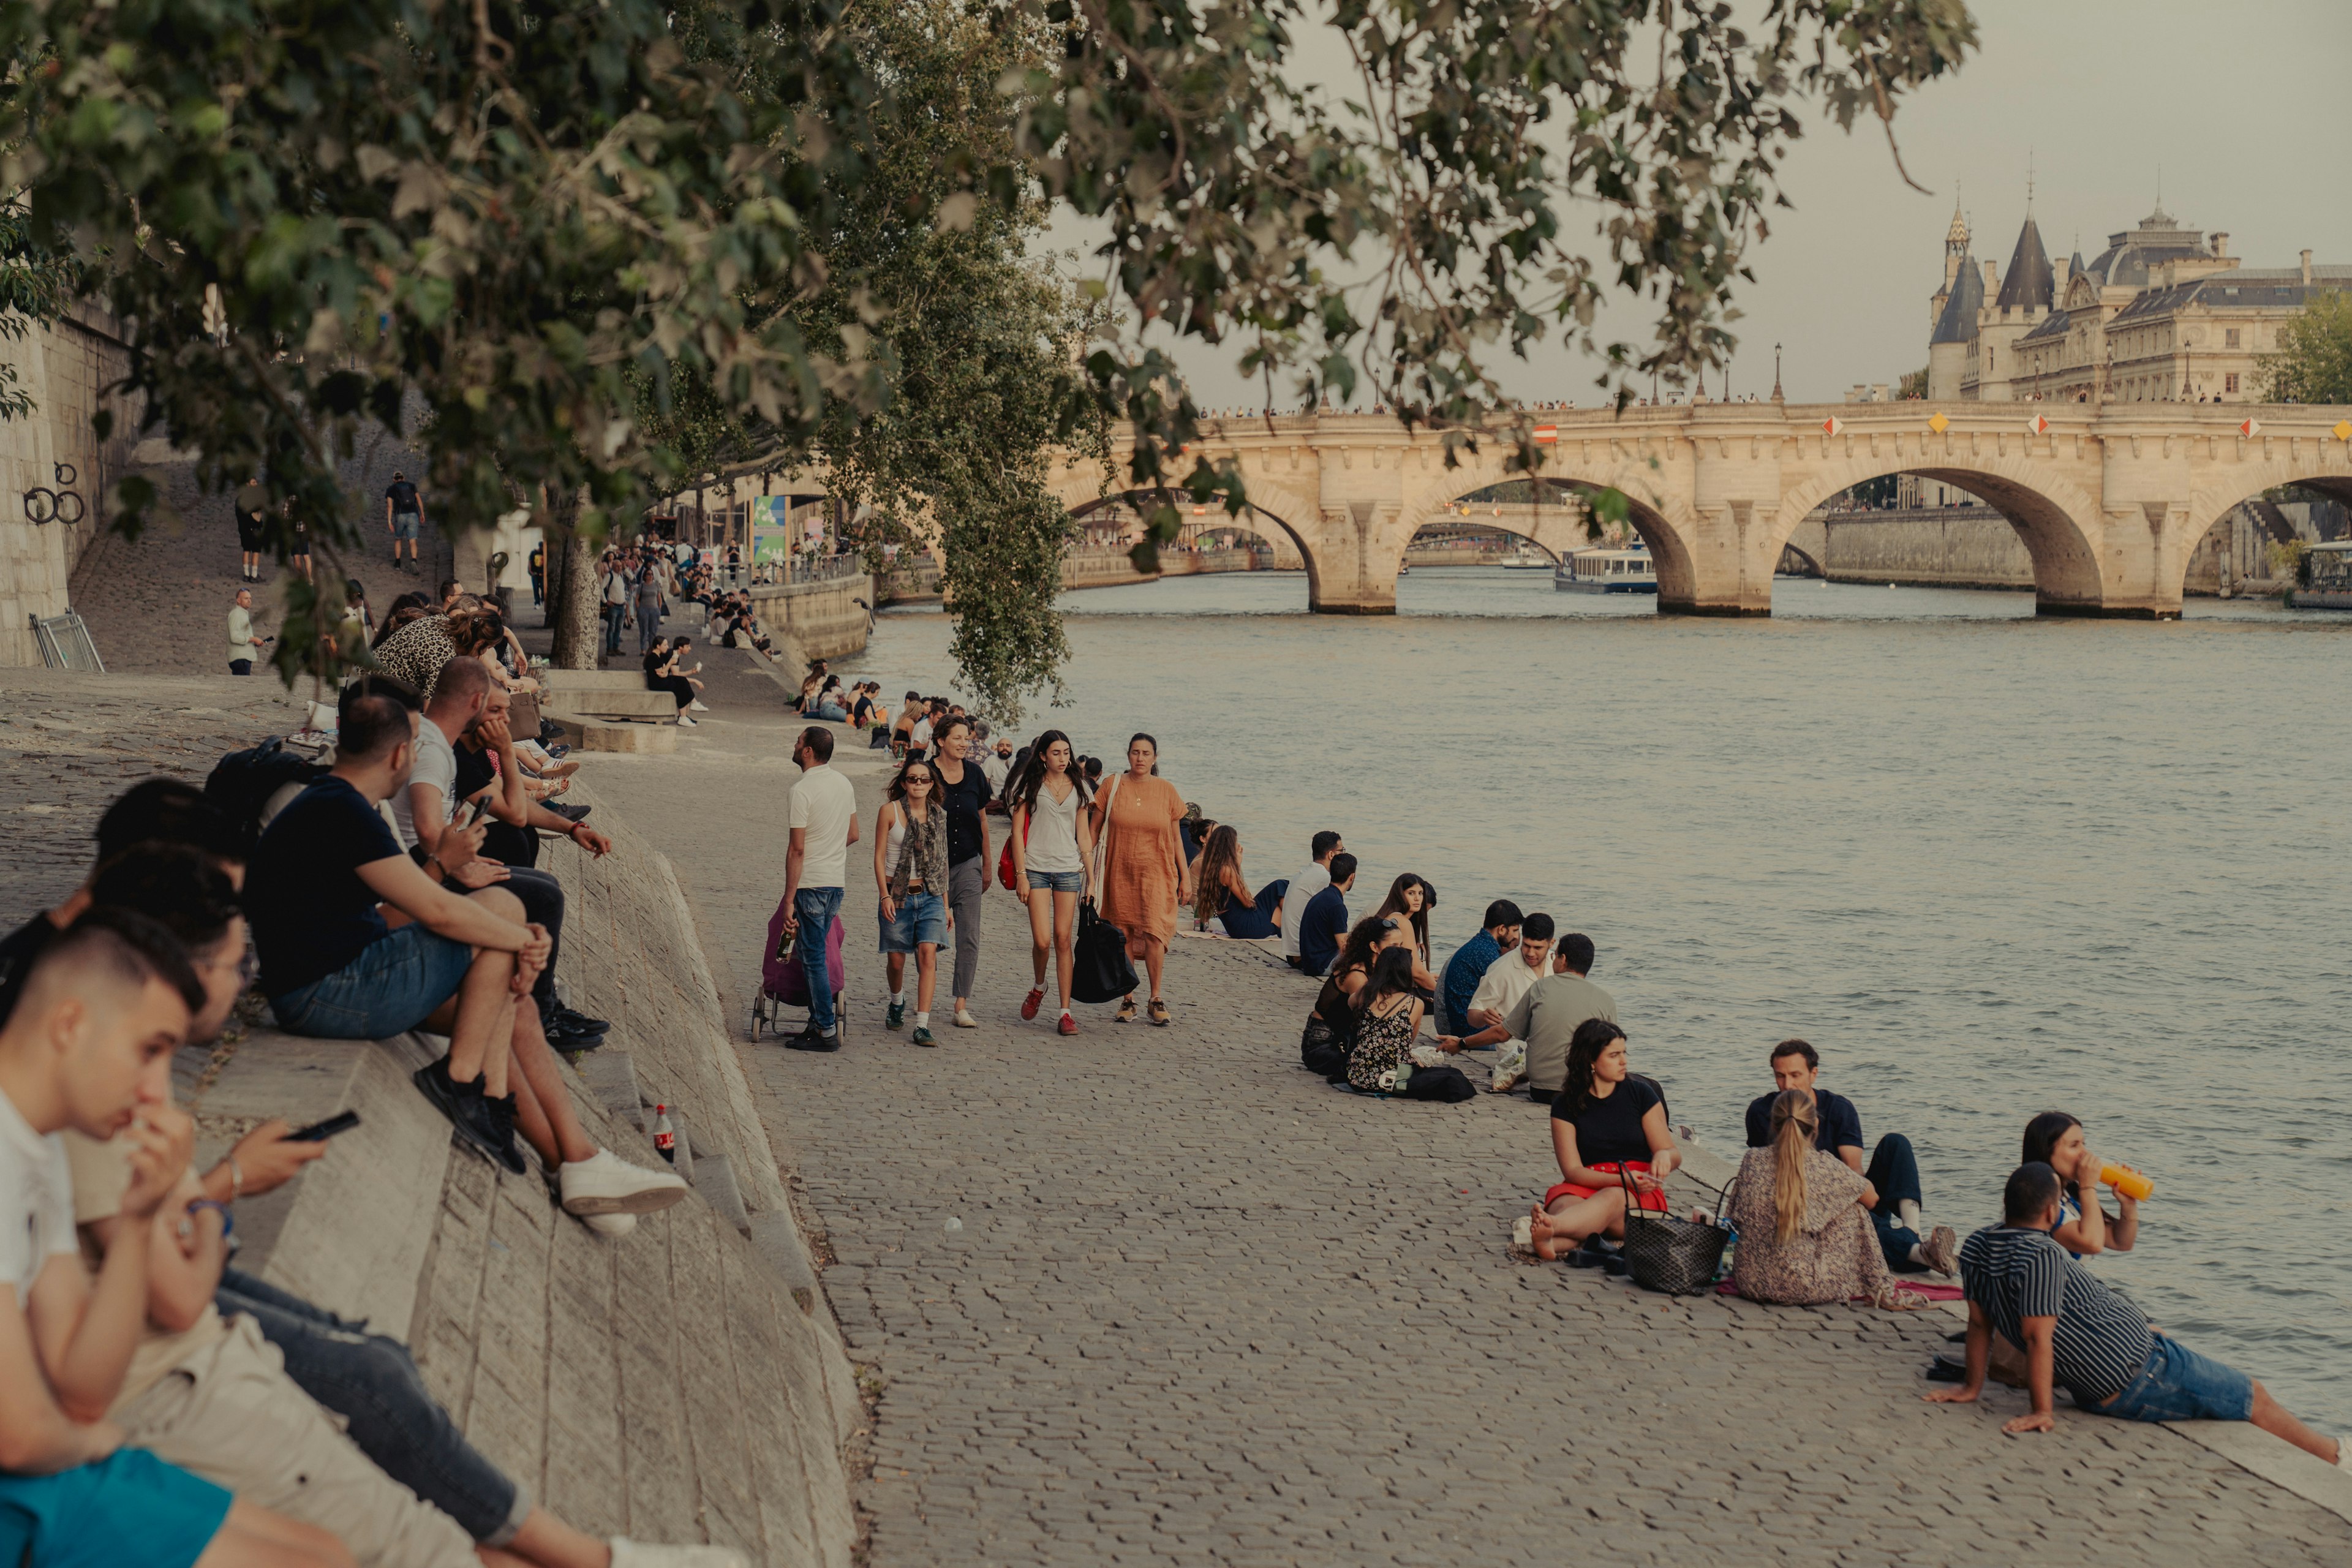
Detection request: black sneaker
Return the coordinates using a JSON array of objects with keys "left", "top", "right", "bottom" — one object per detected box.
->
[
  {"left": 784, "top": 1027, "right": 842, "bottom": 1053},
  {"left": 412, "top": 1057, "right": 513, "bottom": 1170},
  {"left": 552, "top": 1006, "right": 610, "bottom": 1037},
  {"left": 546, "top": 802, "right": 592, "bottom": 824},
  {"left": 481, "top": 1092, "right": 530, "bottom": 1175}
]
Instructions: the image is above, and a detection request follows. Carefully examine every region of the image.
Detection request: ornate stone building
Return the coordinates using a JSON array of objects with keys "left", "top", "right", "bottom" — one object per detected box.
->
[{"left": 1925, "top": 205, "right": 2348, "bottom": 404}]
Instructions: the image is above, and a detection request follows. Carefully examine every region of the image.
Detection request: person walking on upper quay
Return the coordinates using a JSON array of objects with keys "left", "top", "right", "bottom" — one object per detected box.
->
[
  {"left": 1728, "top": 1089, "right": 1908, "bottom": 1308},
  {"left": 1279, "top": 830, "right": 1343, "bottom": 968},
  {"left": 226, "top": 588, "right": 266, "bottom": 676},
  {"left": 1294, "top": 852, "right": 1357, "bottom": 979},
  {"left": 527, "top": 537, "right": 545, "bottom": 606},
  {"left": 1931, "top": 1162, "right": 2345, "bottom": 1464},
  {"left": 1440, "top": 899, "right": 1521, "bottom": 1036},
  {"left": 385, "top": 470, "right": 425, "bottom": 573},
  {"left": 1008, "top": 731, "right": 1095, "bottom": 1036},
  {"left": 873, "top": 753, "right": 951, "bottom": 1047},
  {"left": 782, "top": 725, "right": 859, "bottom": 1051},
  {"left": 1743, "top": 1039, "right": 1956, "bottom": 1277},
  {"left": 929, "top": 715, "right": 992, "bottom": 1031},
  {"left": 632, "top": 555, "right": 669, "bottom": 657},
  {"left": 599, "top": 550, "right": 630, "bottom": 655},
  {"left": 234, "top": 476, "right": 269, "bottom": 582},
  {"left": 1091, "top": 733, "right": 1189, "bottom": 1025}
]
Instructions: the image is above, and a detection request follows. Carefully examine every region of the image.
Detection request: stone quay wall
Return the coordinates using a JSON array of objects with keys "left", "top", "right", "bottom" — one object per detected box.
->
[
  {"left": 0, "top": 668, "right": 861, "bottom": 1568},
  {"left": 744, "top": 570, "right": 873, "bottom": 663},
  {"left": 1785, "top": 507, "right": 2249, "bottom": 595}
]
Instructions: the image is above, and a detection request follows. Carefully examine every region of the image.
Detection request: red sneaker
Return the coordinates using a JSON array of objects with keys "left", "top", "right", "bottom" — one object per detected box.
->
[
  {"left": 1057, "top": 1012, "right": 1078, "bottom": 1036},
  {"left": 1020, "top": 987, "right": 1044, "bottom": 1022}
]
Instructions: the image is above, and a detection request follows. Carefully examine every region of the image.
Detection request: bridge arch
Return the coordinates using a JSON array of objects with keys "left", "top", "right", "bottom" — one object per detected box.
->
[
  {"left": 2181, "top": 462, "right": 2352, "bottom": 602},
  {"left": 1770, "top": 456, "right": 2109, "bottom": 614},
  {"left": 1060, "top": 486, "right": 1322, "bottom": 600}
]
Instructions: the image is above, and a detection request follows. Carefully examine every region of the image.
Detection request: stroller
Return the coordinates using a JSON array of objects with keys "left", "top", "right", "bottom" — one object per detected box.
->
[{"left": 749, "top": 895, "right": 848, "bottom": 1041}]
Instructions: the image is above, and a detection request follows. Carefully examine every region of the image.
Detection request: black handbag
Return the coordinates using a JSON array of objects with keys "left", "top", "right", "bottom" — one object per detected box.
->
[
  {"left": 1616, "top": 1167, "right": 1732, "bottom": 1296},
  {"left": 1071, "top": 900, "right": 1138, "bottom": 1004}
]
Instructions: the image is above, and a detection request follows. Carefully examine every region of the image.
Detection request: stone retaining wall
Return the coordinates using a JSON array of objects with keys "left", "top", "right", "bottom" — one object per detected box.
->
[
  {"left": 1786, "top": 507, "right": 2240, "bottom": 594},
  {"left": 744, "top": 572, "right": 872, "bottom": 662}
]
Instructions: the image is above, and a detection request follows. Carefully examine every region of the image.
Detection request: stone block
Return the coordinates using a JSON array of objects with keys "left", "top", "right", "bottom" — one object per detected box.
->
[
  {"left": 748, "top": 1209, "right": 821, "bottom": 1313},
  {"left": 573, "top": 1049, "right": 645, "bottom": 1133},
  {"left": 557, "top": 714, "right": 679, "bottom": 754},
  {"left": 692, "top": 1152, "right": 752, "bottom": 1235}
]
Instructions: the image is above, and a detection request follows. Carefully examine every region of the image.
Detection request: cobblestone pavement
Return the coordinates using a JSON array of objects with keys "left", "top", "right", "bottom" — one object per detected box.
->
[
  {"left": 69, "top": 427, "right": 454, "bottom": 677},
  {"left": 582, "top": 669, "right": 2352, "bottom": 1568}
]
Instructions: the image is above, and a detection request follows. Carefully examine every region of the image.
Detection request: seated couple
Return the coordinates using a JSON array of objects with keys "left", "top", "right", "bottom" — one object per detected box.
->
[
  {"left": 1932, "top": 1161, "right": 2344, "bottom": 1467},
  {"left": 246, "top": 676, "right": 683, "bottom": 1227},
  {"left": 1524, "top": 1020, "right": 1675, "bottom": 1260},
  {"left": 1453, "top": 927, "right": 1614, "bottom": 1102},
  {"left": 1740, "top": 1039, "right": 1956, "bottom": 1280},
  {"left": 1298, "top": 919, "right": 1473, "bottom": 1103}
]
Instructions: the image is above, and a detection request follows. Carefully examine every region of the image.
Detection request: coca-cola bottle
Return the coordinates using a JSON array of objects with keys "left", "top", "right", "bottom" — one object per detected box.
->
[{"left": 652, "top": 1104, "right": 676, "bottom": 1163}]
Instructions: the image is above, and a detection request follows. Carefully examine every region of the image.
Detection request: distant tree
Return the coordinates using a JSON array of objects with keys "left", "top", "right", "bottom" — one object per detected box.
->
[
  {"left": 1898, "top": 366, "right": 1929, "bottom": 399},
  {"left": 2257, "top": 293, "right": 2352, "bottom": 405}
]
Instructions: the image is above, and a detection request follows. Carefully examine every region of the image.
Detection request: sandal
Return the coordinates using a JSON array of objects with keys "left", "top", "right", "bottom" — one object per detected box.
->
[
  {"left": 1115, "top": 996, "right": 1137, "bottom": 1023},
  {"left": 1148, "top": 998, "right": 1171, "bottom": 1027}
]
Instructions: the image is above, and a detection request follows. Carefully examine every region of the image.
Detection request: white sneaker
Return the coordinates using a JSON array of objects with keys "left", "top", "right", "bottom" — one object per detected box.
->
[
  {"left": 952, "top": 1007, "right": 978, "bottom": 1028},
  {"left": 579, "top": 1211, "right": 638, "bottom": 1238},
  {"left": 676, "top": 714, "right": 698, "bottom": 726},
  {"left": 689, "top": 700, "right": 710, "bottom": 711},
  {"left": 609, "top": 1539, "right": 745, "bottom": 1568},
  {"left": 560, "top": 1149, "right": 688, "bottom": 1216}
]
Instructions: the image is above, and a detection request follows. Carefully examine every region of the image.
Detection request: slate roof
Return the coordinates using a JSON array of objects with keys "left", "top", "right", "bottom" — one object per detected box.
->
[
  {"left": 2107, "top": 268, "right": 2352, "bottom": 324},
  {"left": 1931, "top": 250, "right": 1984, "bottom": 344},
  {"left": 1994, "top": 217, "right": 2055, "bottom": 312},
  {"left": 2082, "top": 206, "right": 2209, "bottom": 288}
]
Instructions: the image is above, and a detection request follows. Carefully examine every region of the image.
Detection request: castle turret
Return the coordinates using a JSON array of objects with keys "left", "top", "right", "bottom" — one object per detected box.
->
[{"left": 1973, "top": 217, "right": 2054, "bottom": 400}]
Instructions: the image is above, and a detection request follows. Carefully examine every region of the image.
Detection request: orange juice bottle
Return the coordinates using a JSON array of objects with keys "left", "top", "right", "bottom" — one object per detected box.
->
[{"left": 2098, "top": 1163, "right": 2153, "bottom": 1201}]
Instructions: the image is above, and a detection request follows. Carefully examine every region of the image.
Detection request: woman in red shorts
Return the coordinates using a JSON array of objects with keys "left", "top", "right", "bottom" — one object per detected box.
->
[{"left": 1528, "top": 1019, "right": 1680, "bottom": 1259}]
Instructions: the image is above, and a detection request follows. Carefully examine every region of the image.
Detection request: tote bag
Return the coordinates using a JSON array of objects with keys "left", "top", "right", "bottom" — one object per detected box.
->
[{"left": 1071, "top": 775, "right": 1139, "bottom": 1003}]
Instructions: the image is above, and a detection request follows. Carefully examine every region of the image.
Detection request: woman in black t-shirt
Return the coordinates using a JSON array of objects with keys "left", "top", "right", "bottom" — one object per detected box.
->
[{"left": 1526, "top": 1019, "right": 1680, "bottom": 1261}]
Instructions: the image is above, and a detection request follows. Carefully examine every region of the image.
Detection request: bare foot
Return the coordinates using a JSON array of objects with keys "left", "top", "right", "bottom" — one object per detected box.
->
[{"left": 1528, "top": 1204, "right": 1573, "bottom": 1262}]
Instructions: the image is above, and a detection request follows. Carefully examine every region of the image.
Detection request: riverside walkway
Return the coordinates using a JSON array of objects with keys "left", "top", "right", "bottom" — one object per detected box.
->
[{"left": 584, "top": 676, "right": 2351, "bottom": 1567}]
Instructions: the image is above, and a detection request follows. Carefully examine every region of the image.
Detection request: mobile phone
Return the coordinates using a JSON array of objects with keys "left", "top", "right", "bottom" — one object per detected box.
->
[
  {"left": 465, "top": 797, "right": 491, "bottom": 828},
  {"left": 286, "top": 1110, "right": 361, "bottom": 1144}
]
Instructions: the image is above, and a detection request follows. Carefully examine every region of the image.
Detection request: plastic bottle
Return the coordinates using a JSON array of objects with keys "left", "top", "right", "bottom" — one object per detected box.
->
[
  {"left": 2098, "top": 1163, "right": 2152, "bottom": 1201},
  {"left": 652, "top": 1104, "right": 676, "bottom": 1163}
]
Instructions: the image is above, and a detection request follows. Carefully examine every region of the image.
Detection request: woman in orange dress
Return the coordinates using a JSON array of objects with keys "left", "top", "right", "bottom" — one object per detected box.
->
[{"left": 1091, "top": 733, "right": 1190, "bottom": 1025}]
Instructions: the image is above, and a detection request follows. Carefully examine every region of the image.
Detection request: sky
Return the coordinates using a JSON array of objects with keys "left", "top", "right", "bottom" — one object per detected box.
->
[{"left": 1056, "top": 0, "right": 2352, "bottom": 407}]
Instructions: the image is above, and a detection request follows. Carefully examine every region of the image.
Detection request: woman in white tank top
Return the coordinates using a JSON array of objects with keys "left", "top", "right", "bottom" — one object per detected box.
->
[{"left": 1007, "top": 731, "right": 1097, "bottom": 1033}]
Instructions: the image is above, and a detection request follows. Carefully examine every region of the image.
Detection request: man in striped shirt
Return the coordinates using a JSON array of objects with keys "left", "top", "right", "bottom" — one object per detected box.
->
[{"left": 1929, "top": 1163, "right": 2343, "bottom": 1466}]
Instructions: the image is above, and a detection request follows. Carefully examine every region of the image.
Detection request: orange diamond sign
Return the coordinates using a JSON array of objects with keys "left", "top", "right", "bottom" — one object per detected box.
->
[
  {"left": 1927, "top": 412, "right": 1950, "bottom": 434},
  {"left": 2024, "top": 413, "right": 2049, "bottom": 435},
  {"left": 1822, "top": 415, "right": 1844, "bottom": 437},
  {"left": 2240, "top": 418, "right": 2262, "bottom": 438},
  {"left": 2334, "top": 420, "right": 2351, "bottom": 442}
]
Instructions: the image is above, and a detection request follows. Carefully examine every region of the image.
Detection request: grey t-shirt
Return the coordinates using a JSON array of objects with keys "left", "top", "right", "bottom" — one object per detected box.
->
[
  {"left": 390, "top": 716, "right": 461, "bottom": 850},
  {"left": 1502, "top": 972, "right": 1619, "bottom": 1096}
]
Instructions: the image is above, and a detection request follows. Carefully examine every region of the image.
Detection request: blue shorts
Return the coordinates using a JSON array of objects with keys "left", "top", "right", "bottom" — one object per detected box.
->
[
  {"left": 270, "top": 924, "right": 476, "bottom": 1038},
  {"left": 2088, "top": 1333, "right": 2255, "bottom": 1423},
  {"left": 0, "top": 1448, "right": 232, "bottom": 1568},
  {"left": 391, "top": 511, "right": 421, "bottom": 541},
  {"left": 1025, "top": 869, "right": 1084, "bottom": 893},
  {"left": 878, "top": 889, "right": 948, "bottom": 954}
]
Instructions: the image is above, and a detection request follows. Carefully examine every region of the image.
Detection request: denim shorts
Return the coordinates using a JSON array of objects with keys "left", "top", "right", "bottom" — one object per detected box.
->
[
  {"left": 391, "top": 511, "right": 420, "bottom": 541},
  {"left": 2088, "top": 1333, "right": 2255, "bottom": 1423},
  {"left": 878, "top": 889, "right": 948, "bottom": 953},
  {"left": 0, "top": 1449, "right": 230, "bottom": 1568},
  {"left": 269, "top": 924, "right": 475, "bottom": 1039},
  {"left": 1026, "top": 869, "right": 1084, "bottom": 893}
]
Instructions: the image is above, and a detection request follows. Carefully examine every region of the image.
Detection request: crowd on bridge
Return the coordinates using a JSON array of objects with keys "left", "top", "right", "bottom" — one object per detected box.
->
[{"left": 771, "top": 695, "right": 2352, "bottom": 1473}]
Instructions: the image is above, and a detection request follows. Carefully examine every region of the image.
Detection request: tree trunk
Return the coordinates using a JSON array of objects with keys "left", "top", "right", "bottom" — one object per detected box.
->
[{"left": 548, "top": 503, "right": 600, "bottom": 669}]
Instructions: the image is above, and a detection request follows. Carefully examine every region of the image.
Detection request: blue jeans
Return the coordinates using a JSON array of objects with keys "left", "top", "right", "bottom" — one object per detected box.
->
[
  {"left": 215, "top": 1270, "right": 528, "bottom": 1545},
  {"left": 2089, "top": 1333, "right": 2256, "bottom": 1423},
  {"left": 796, "top": 886, "right": 843, "bottom": 1033},
  {"left": 601, "top": 601, "right": 625, "bottom": 653},
  {"left": 636, "top": 608, "right": 663, "bottom": 655},
  {"left": 268, "top": 924, "right": 474, "bottom": 1039},
  {"left": 806, "top": 701, "right": 848, "bottom": 722},
  {"left": 1864, "top": 1134, "right": 1929, "bottom": 1272}
]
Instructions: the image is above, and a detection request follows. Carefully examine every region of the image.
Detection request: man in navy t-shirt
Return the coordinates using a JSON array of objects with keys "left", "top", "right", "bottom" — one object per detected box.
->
[
  {"left": 1439, "top": 899, "right": 1521, "bottom": 1036},
  {"left": 1744, "top": 1039, "right": 1956, "bottom": 1277},
  {"left": 1294, "top": 853, "right": 1357, "bottom": 978}
]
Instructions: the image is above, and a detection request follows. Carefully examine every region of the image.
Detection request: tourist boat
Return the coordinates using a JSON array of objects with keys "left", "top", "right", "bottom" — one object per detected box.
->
[
  {"left": 1555, "top": 546, "right": 1658, "bottom": 594},
  {"left": 1501, "top": 544, "right": 1554, "bottom": 570},
  {"left": 2287, "top": 541, "right": 2352, "bottom": 609}
]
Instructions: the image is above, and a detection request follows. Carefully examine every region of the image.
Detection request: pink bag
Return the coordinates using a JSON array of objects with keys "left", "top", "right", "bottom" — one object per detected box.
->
[{"left": 763, "top": 895, "right": 845, "bottom": 1005}]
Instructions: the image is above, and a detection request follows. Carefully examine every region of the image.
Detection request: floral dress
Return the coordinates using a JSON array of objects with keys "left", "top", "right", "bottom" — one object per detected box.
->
[
  {"left": 1346, "top": 998, "right": 1418, "bottom": 1093},
  {"left": 1727, "top": 1147, "right": 1896, "bottom": 1306}
]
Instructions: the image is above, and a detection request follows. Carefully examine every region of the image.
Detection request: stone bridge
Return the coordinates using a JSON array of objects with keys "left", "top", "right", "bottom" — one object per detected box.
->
[{"left": 1046, "top": 402, "right": 2352, "bottom": 616}]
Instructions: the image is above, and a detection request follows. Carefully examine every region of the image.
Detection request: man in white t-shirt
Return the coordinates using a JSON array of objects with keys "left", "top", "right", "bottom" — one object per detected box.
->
[
  {"left": 388, "top": 654, "right": 486, "bottom": 856},
  {"left": 1279, "top": 830, "right": 1344, "bottom": 965},
  {"left": 908, "top": 701, "right": 937, "bottom": 756},
  {"left": 1461, "top": 913, "right": 1558, "bottom": 1090},
  {"left": 783, "top": 726, "right": 859, "bottom": 1050}
]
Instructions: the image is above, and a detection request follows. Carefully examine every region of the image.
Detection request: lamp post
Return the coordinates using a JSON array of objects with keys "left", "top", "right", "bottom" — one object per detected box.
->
[{"left": 1771, "top": 343, "right": 1785, "bottom": 403}]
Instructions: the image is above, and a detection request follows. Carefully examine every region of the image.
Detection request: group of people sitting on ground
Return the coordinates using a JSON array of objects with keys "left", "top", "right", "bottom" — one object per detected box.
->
[{"left": 0, "top": 778, "right": 748, "bottom": 1568}]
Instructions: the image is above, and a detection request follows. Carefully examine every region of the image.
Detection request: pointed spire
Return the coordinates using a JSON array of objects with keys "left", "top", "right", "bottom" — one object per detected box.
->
[{"left": 1995, "top": 216, "right": 2055, "bottom": 312}]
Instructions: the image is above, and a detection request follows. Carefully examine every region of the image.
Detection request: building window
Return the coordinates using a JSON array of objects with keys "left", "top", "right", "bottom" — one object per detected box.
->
[
  {"left": 2225, "top": 372, "right": 2240, "bottom": 394},
  {"left": 2225, "top": 328, "right": 2241, "bottom": 348}
]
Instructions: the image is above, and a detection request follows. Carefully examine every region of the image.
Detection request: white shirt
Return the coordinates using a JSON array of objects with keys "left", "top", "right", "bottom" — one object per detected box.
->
[
  {"left": 1469, "top": 948, "right": 1550, "bottom": 1034},
  {"left": 1279, "top": 859, "right": 1332, "bottom": 959},
  {"left": 788, "top": 764, "right": 858, "bottom": 889},
  {"left": 910, "top": 718, "right": 934, "bottom": 751},
  {"left": 0, "top": 1088, "right": 77, "bottom": 1302},
  {"left": 389, "top": 715, "right": 461, "bottom": 850}
]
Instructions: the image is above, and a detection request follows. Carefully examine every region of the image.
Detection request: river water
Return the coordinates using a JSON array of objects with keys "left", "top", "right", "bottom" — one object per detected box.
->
[{"left": 850, "top": 567, "right": 2352, "bottom": 1426}]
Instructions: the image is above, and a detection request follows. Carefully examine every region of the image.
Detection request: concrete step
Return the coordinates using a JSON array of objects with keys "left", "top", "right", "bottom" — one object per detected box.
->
[
  {"left": 545, "top": 710, "right": 679, "bottom": 754},
  {"left": 550, "top": 689, "right": 679, "bottom": 721}
]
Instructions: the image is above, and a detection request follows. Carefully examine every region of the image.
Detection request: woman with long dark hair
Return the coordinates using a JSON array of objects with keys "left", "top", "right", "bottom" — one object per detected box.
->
[
  {"left": 1301, "top": 916, "right": 1408, "bottom": 1079},
  {"left": 1091, "top": 733, "right": 1188, "bottom": 1025},
  {"left": 1189, "top": 825, "right": 1287, "bottom": 940},
  {"left": 1526, "top": 1019, "right": 1680, "bottom": 1259},
  {"left": 1341, "top": 948, "right": 1471, "bottom": 1101},
  {"left": 1727, "top": 1090, "right": 1905, "bottom": 1306},
  {"left": 1008, "top": 730, "right": 1095, "bottom": 1034},
  {"left": 2022, "top": 1112, "right": 2143, "bottom": 1259},
  {"left": 931, "top": 715, "right": 992, "bottom": 1030},
  {"left": 1368, "top": 873, "right": 1440, "bottom": 994},
  {"left": 641, "top": 637, "right": 699, "bottom": 726},
  {"left": 873, "top": 754, "right": 952, "bottom": 1046}
]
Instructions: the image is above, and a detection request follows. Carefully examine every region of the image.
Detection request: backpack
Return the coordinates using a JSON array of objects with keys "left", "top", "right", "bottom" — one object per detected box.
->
[{"left": 204, "top": 738, "right": 327, "bottom": 854}]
